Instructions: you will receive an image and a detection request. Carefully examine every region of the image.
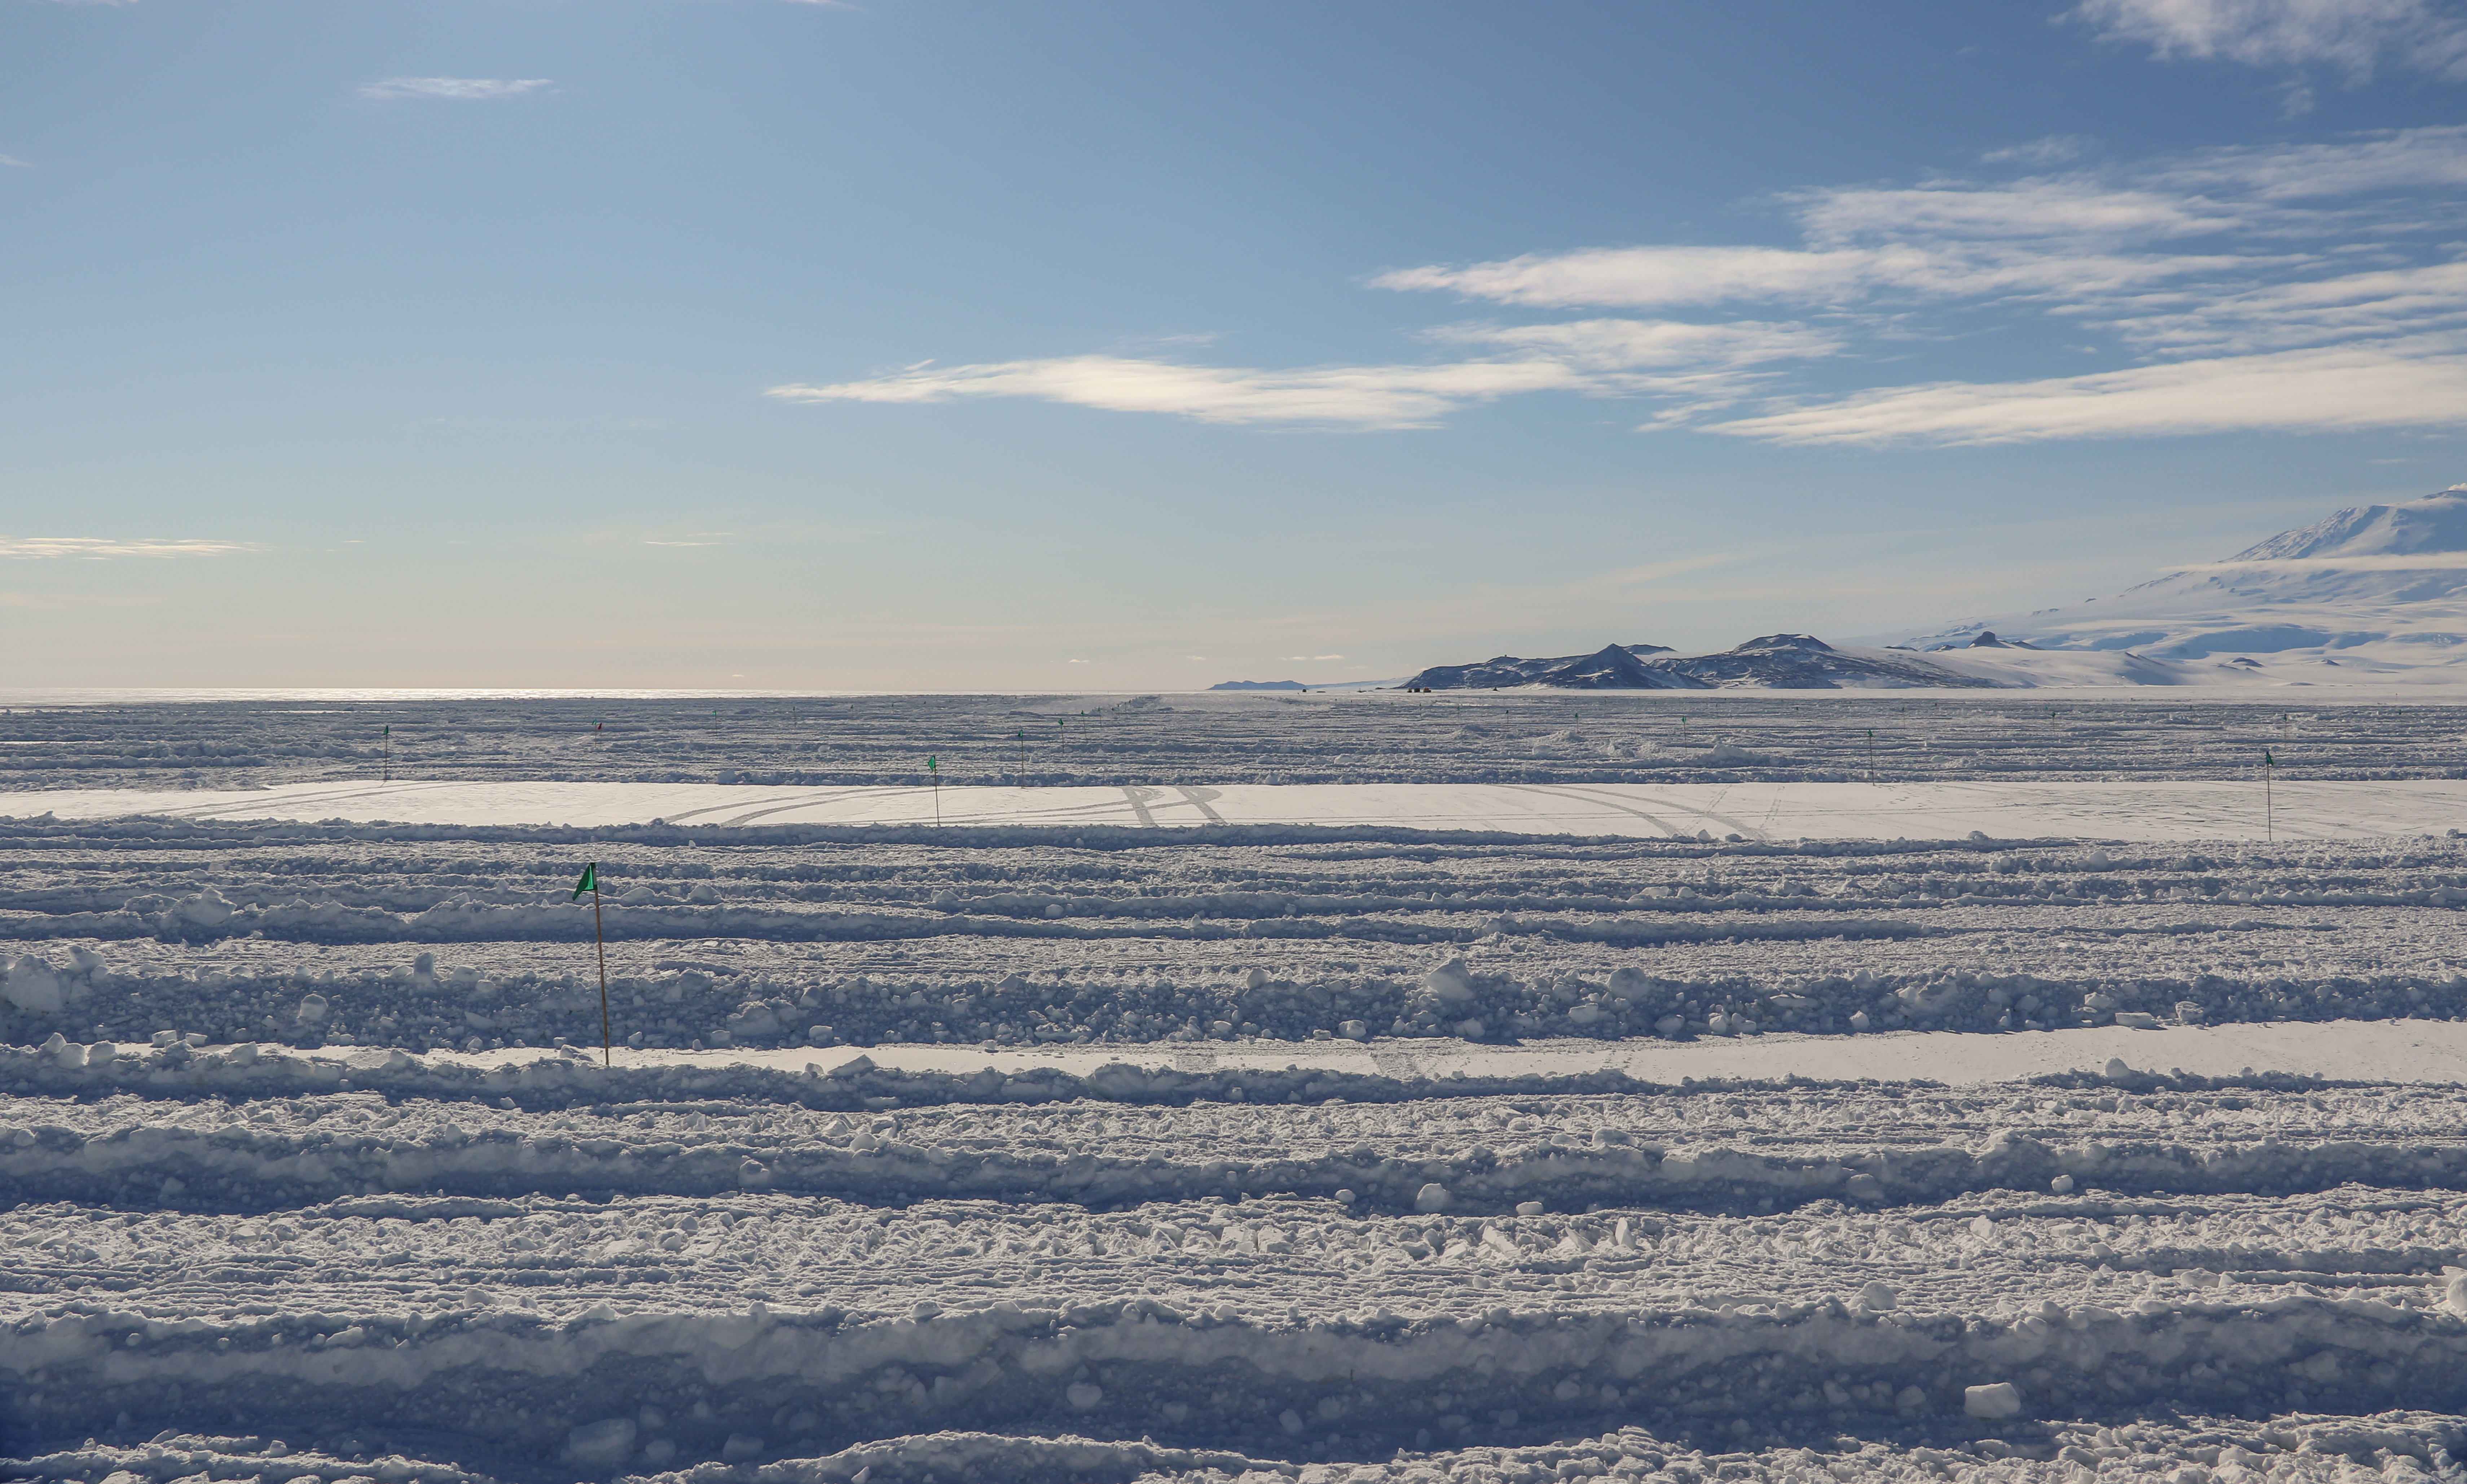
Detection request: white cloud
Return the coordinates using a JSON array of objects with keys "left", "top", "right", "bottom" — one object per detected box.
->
[
  {"left": 1371, "top": 246, "right": 1881, "bottom": 310},
  {"left": 1706, "top": 338, "right": 2467, "bottom": 445},
  {"left": 0, "top": 537, "right": 265, "bottom": 559},
  {"left": 359, "top": 78, "right": 554, "bottom": 102},
  {"left": 774, "top": 352, "right": 1593, "bottom": 430},
  {"left": 2150, "top": 125, "right": 2467, "bottom": 200},
  {"left": 2103, "top": 259, "right": 2467, "bottom": 353},
  {"left": 774, "top": 320, "right": 1834, "bottom": 429},
  {"left": 0, "top": 155, "right": 29, "bottom": 169},
  {"left": 1983, "top": 136, "right": 2096, "bottom": 167},
  {"left": 1426, "top": 317, "right": 1837, "bottom": 368},
  {"left": 2072, "top": 0, "right": 2467, "bottom": 81}
]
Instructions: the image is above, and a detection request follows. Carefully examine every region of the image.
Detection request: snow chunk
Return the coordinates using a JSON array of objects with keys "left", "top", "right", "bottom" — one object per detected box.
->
[
  {"left": 1421, "top": 958, "right": 1476, "bottom": 1005},
  {"left": 1964, "top": 1382, "right": 2023, "bottom": 1419},
  {"left": 178, "top": 887, "right": 235, "bottom": 928},
  {"left": 1414, "top": 1182, "right": 1452, "bottom": 1213},
  {"left": 2, "top": 956, "right": 65, "bottom": 1015},
  {"left": 566, "top": 1417, "right": 636, "bottom": 1466}
]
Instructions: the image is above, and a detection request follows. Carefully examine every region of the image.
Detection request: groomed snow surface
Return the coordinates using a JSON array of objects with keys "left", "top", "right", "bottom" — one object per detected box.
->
[{"left": 7, "top": 698, "right": 2467, "bottom": 1484}]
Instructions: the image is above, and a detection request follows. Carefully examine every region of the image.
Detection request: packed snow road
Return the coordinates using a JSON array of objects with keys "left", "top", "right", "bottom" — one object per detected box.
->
[
  {"left": 5, "top": 697, "right": 2467, "bottom": 1483},
  {"left": 15, "top": 776, "right": 2467, "bottom": 842}
]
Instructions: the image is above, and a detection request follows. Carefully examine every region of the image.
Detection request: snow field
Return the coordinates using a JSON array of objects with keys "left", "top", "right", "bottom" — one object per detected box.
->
[
  {"left": 6, "top": 700, "right": 2467, "bottom": 1481},
  {"left": 4, "top": 693, "right": 2467, "bottom": 796}
]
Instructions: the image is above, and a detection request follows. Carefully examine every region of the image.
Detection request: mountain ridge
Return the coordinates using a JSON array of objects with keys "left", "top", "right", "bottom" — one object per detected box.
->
[{"left": 1885, "top": 481, "right": 2467, "bottom": 686}]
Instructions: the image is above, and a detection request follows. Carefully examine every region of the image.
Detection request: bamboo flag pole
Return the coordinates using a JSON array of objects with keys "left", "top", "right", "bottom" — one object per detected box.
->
[
  {"left": 2264, "top": 748, "right": 2276, "bottom": 842},
  {"left": 928, "top": 756, "right": 940, "bottom": 826},
  {"left": 573, "top": 863, "right": 612, "bottom": 1067},
  {"left": 382, "top": 724, "right": 391, "bottom": 783}
]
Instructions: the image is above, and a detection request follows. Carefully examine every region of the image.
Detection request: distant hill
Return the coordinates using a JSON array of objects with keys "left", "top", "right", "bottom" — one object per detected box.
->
[
  {"left": 1399, "top": 634, "right": 1992, "bottom": 691},
  {"left": 1399, "top": 643, "right": 1687, "bottom": 690}
]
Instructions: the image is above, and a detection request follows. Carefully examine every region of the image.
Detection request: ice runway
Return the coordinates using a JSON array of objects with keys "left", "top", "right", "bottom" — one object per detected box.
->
[{"left": 10, "top": 775, "right": 2464, "bottom": 841}]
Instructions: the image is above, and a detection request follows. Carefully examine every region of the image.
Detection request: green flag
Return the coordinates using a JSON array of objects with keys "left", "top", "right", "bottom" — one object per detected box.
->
[
  {"left": 383, "top": 725, "right": 389, "bottom": 737},
  {"left": 2265, "top": 749, "right": 2275, "bottom": 767},
  {"left": 927, "top": 756, "right": 937, "bottom": 771},
  {"left": 572, "top": 863, "right": 598, "bottom": 900}
]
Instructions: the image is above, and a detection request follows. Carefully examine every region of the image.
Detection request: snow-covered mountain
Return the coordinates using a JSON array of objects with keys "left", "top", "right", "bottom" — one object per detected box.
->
[{"left": 1895, "top": 484, "right": 2467, "bottom": 688}]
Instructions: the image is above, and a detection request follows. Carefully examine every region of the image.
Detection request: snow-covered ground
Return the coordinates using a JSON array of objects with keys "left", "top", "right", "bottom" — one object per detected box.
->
[
  {"left": 7, "top": 697, "right": 2467, "bottom": 1483},
  {"left": 10, "top": 690, "right": 2467, "bottom": 799}
]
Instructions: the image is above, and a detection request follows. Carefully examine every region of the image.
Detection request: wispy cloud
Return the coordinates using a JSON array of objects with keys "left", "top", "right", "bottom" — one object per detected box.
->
[
  {"left": 783, "top": 127, "right": 2467, "bottom": 445},
  {"left": 0, "top": 537, "right": 265, "bottom": 559},
  {"left": 1983, "top": 136, "right": 2095, "bottom": 167},
  {"left": 358, "top": 78, "right": 554, "bottom": 102},
  {"left": 0, "top": 155, "right": 29, "bottom": 170},
  {"left": 771, "top": 321, "right": 1833, "bottom": 430},
  {"left": 2072, "top": 0, "right": 2467, "bottom": 83},
  {"left": 1707, "top": 338, "right": 2467, "bottom": 446},
  {"left": 771, "top": 353, "right": 1596, "bottom": 430}
]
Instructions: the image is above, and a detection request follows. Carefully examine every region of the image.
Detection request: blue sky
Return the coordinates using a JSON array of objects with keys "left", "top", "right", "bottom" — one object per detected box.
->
[{"left": 4, "top": 0, "right": 2466, "bottom": 689}]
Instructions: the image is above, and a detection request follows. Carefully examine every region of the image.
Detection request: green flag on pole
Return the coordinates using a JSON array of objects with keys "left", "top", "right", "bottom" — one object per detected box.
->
[
  {"left": 927, "top": 756, "right": 937, "bottom": 771},
  {"left": 2265, "top": 749, "right": 2276, "bottom": 767},
  {"left": 572, "top": 863, "right": 598, "bottom": 900}
]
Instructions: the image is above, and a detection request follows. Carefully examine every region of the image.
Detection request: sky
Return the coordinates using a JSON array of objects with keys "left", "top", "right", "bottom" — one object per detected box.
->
[{"left": 4, "top": 0, "right": 2467, "bottom": 690}]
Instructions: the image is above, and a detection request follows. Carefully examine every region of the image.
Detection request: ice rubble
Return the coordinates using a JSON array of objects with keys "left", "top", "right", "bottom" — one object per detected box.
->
[
  {"left": 21, "top": 1414, "right": 2467, "bottom": 1484},
  {"left": 17, "top": 1289, "right": 2467, "bottom": 1469},
  {"left": 0, "top": 1042, "right": 2443, "bottom": 1216}
]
